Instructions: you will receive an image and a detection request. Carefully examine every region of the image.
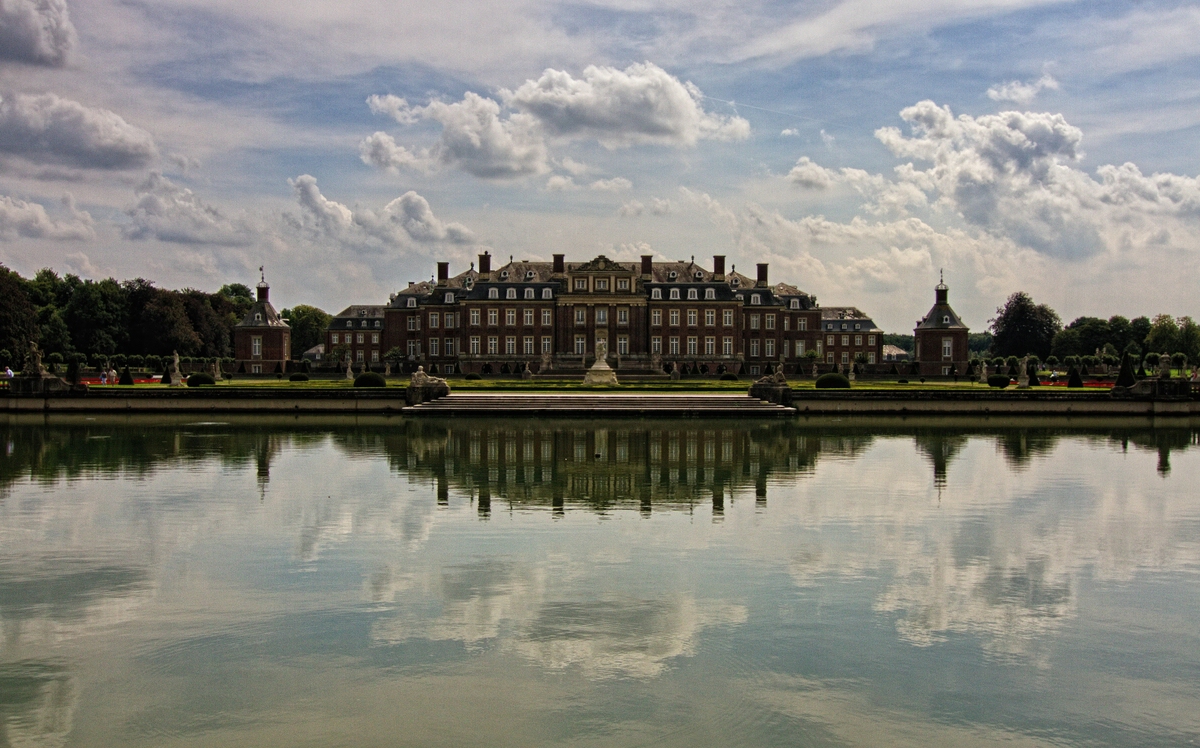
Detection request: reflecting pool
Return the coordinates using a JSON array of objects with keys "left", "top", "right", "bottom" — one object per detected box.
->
[{"left": 2, "top": 414, "right": 1199, "bottom": 747}]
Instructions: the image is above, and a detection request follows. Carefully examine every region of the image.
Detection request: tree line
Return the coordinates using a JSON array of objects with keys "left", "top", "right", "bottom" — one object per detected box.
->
[{"left": 0, "top": 265, "right": 330, "bottom": 369}]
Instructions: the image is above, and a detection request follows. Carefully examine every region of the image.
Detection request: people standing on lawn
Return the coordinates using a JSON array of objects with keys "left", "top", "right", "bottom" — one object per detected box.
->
[
  {"left": 4, "top": 366, "right": 12, "bottom": 379},
  {"left": 100, "top": 370, "right": 107, "bottom": 384}
]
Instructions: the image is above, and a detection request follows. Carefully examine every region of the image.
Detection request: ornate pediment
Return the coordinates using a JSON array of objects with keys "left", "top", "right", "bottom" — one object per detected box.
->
[{"left": 573, "top": 255, "right": 632, "bottom": 273}]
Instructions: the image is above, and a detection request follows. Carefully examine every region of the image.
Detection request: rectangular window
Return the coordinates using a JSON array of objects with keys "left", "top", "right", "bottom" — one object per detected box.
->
[
  {"left": 505, "top": 336, "right": 516, "bottom": 354},
  {"left": 524, "top": 309, "right": 534, "bottom": 326},
  {"left": 868, "top": 335, "right": 875, "bottom": 346},
  {"left": 470, "top": 309, "right": 480, "bottom": 326},
  {"left": 506, "top": 309, "right": 516, "bottom": 326},
  {"left": 596, "top": 308, "right": 608, "bottom": 325},
  {"left": 372, "top": 349, "right": 380, "bottom": 362},
  {"left": 617, "top": 335, "right": 628, "bottom": 355},
  {"left": 575, "top": 307, "right": 586, "bottom": 325},
  {"left": 429, "top": 312, "right": 439, "bottom": 328},
  {"left": 782, "top": 340, "right": 790, "bottom": 358},
  {"left": 842, "top": 352, "right": 849, "bottom": 364},
  {"left": 407, "top": 316, "right": 418, "bottom": 331},
  {"left": 575, "top": 278, "right": 588, "bottom": 291},
  {"left": 827, "top": 352, "right": 834, "bottom": 363},
  {"left": 444, "top": 313, "right": 454, "bottom": 329},
  {"left": 651, "top": 309, "right": 662, "bottom": 326},
  {"left": 817, "top": 341, "right": 822, "bottom": 354},
  {"left": 251, "top": 364, "right": 261, "bottom": 374},
  {"left": 687, "top": 309, "right": 697, "bottom": 326},
  {"left": 356, "top": 350, "right": 364, "bottom": 362},
  {"left": 766, "top": 314, "right": 775, "bottom": 330},
  {"left": 617, "top": 308, "right": 628, "bottom": 325},
  {"left": 942, "top": 337, "right": 953, "bottom": 358},
  {"left": 687, "top": 336, "right": 697, "bottom": 355},
  {"left": 429, "top": 338, "right": 439, "bottom": 356},
  {"left": 524, "top": 336, "right": 534, "bottom": 354},
  {"left": 575, "top": 335, "right": 586, "bottom": 355},
  {"left": 750, "top": 340, "right": 760, "bottom": 357},
  {"left": 750, "top": 315, "right": 760, "bottom": 330},
  {"left": 251, "top": 336, "right": 262, "bottom": 356},
  {"left": 855, "top": 335, "right": 862, "bottom": 346},
  {"left": 669, "top": 337, "right": 680, "bottom": 355},
  {"left": 723, "top": 310, "right": 734, "bottom": 326},
  {"left": 487, "top": 336, "right": 498, "bottom": 355},
  {"left": 842, "top": 335, "right": 849, "bottom": 346},
  {"left": 798, "top": 341, "right": 805, "bottom": 355},
  {"left": 868, "top": 352, "right": 876, "bottom": 364},
  {"left": 470, "top": 336, "right": 480, "bottom": 354},
  {"left": 407, "top": 341, "right": 418, "bottom": 356},
  {"left": 827, "top": 335, "right": 834, "bottom": 346},
  {"left": 371, "top": 333, "right": 379, "bottom": 344},
  {"left": 330, "top": 333, "right": 338, "bottom": 345},
  {"left": 541, "top": 336, "right": 552, "bottom": 353},
  {"left": 765, "top": 339, "right": 775, "bottom": 358},
  {"left": 705, "top": 336, "right": 715, "bottom": 355},
  {"left": 705, "top": 310, "right": 715, "bottom": 326},
  {"left": 783, "top": 317, "right": 790, "bottom": 331},
  {"left": 488, "top": 309, "right": 498, "bottom": 326},
  {"left": 617, "top": 278, "right": 629, "bottom": 290},
  {"left": 799, "top": 318, "right": 807, "bottom": 331},
  {"left": 357, "top": 333, "right": 364, "bottom": 344},
  {"left": 651, "top": 336, "right": 662, "bottom": 354},
  {"left": 595, "top": 279, "right": 608, "bottom": 291},
  {"left": 669, "top": 310, "right": 680, "bottom": 326},
  {"left": 541, "top": 309, "right": 552, "bottom": 326},
  {"left": 722, "top": 337, "right": 733, "bottom": 355}
]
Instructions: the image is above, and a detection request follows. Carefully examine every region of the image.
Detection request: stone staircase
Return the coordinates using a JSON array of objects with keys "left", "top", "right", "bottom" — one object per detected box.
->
[{"left": 404, "top": 393, "right": 794, "bottom": 418}]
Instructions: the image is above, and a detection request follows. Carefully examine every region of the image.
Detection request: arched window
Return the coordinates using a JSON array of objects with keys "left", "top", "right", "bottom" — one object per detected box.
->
[
  {"left": 705, "top": 288, "right": 715, "bottom": 300},
  {"left": 444, "top": 292, "right": 454, "bottom": 303},
  {"left": 790, "top": 299, "right": 799, "bottom": 309},
  {"left": 255, "top": 313, "right": 262, "bottom": 322},
  {"left": 730, "top": 278, "right": 740, "bottom": 288},
  {"left": 687, "top": 288, "right": 698, "bottom": 300},
  {"left": 750, "top": 294, "right": 761, "bottom": 305},
  {"left": 526, "top": 270, "right": 535, "bottom": 279},
  {"left": 668, "top": 271, "right": 677, "bottom": 279},
  {"left": 407, "top": 298, "right": 416, "bottom": 308},
  {"left": 488, "top": 288, "right": 499, "bottom": 299},
  {"left": 542, "top": 288, "right": 553, "bottom": 299},
  {"left": 506, "top": 288, "right": 517, "bottom": 299},
  {"left": 669, "top": 288, "right": 680, "bottom": 300},
  {"left": 943, "top": 315, "right": 950, "bottom": 324},
  {"left": 694, "top": 271, "right": 703, "bottom": 280},
  {"left": 524, "top": 288, "right": 535, "bottom": 299},
  {"left": 651, "top": 288, "right": 661, "bottom": 299}
]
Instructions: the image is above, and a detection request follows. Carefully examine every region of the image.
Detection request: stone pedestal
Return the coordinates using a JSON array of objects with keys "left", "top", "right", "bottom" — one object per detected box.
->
[
  {"left": 583, "top": 356, "right": 619, "bottom": 386},
  {"left": 9, "top": 374, "right": 78, "bottom": 395}
]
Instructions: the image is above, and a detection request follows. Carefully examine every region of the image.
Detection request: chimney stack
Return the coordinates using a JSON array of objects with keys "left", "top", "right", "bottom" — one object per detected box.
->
[
  {"left": 552, "top": 253, "right": 565, "bottom": 275},
  {"left": 437, "top": 262, "right": 449, "bottom": 285},
  {"left": 478, "top": 251, "right": 491, "bottom": 275},
  {"left": 713, "top": 255, "right": 726, "bottom": 281},
  {"left": 641, "top": 255, "right": 653, "bottom": 279},
  {"left": 756, "top": 263, "right": 769, "bottom": 288}
]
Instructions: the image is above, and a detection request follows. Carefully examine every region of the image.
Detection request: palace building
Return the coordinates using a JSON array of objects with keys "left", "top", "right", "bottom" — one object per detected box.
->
[
  {"left": 234, "top": 272, "right": 291, "bottom": 374},
  {"left": 325, "top": 253, "right": 885, "bottom": 377},
  {"left": 913, "top": 274, "right": 970, "bottom": 377}
]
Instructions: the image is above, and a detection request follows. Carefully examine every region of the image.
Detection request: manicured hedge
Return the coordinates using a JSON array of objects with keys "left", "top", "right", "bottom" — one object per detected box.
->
[
  {"left": 720, "top": 373, "right": 738, "bottom": 381},
  {"left": 354, "top": 371, "right": 387, "bottom": 388},
  {"left": 815, "top": 372, "right": 850, "bottom": 389},
  {"left": 289, "top": 373, "right": 309, "bottom": 382},
  {"left": 465, "top": 372, "right": 482, "bottom": 380},
  {"left": 186, "top": 373, "right": 216, "bottom": 387},
  {"left": 987, "top": 374, "right": 1010, "bottom": 388}
]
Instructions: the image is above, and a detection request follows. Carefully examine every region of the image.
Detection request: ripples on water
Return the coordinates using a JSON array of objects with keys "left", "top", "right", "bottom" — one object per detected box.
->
[{"left": 1, "top": 414, "right": 1199, "bottom": 747}]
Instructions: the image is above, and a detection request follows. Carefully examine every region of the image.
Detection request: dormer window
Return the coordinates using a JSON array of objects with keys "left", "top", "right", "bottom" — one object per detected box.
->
[
  {"left": 464, "top": 277, "right": 474, "bottom": 289},
  {"left": 687, "top": 288, "right": 698, "bottom": 300},
  {"left": 790, "top": 300, "right": 799, "bottom": 309},
  {"left": 668, "top": 271, "right": 677, "bottom": 279},
  {"left": 488, "top": 288, "right": 499, "bottom": 299},
  {"left": 750, "top": 294, "right": 761, "bottom": 305},
  {"left": 943, "top": 315, "right": 950, "bottom": 324},
  {"left": 506, "top": 288, "right": 517, "bottom": 299},
  {"left": 522, "top": 288, "right": 532, "bottom": 299},
  {"left": 525, "top": 270, "right": 534, "bottom": 279},
  {"left": 575, "top": 278, "right": 588, "bottom": 290},
  {"left": 651, "top": 288, "right": 661, "bottom": 299},
  {"left": 841, "top": 323, "right": 847, "bottom": 330},
  {"left": 542, "top": 288, "right": 552, "bottom": 299},
  {"left": 407, "top": 298, "right": 416, "bottom": 308},
  {"left": 500, "top": 270, "right": 509, "bottom": 279},
  {"left": 705, "top": 289, "right": 715, "bottom": 300},
  {"left": 669, "top": 288, "right": 680, "bottom": 300},
  {"left": 730, "top": 278, "right": 740, "bottom": 288},
  {"left": 694, "top": 271, "right": 703, "bottom": 280},
  {"left": 854, "top": 323, "right": 861, "bottom": 330},
  {"left": 374, "top": 320, "right": 381, "bottom": 328},
  {"left": 442, "top": 292, "right": 452, "bottom": 303},
  {"left": 346, "top": 321, "right": 353, "bottom": 328},
  {"left": 735, "top": 293, "right": 743, "bottom": 301},
  {"left": 361, "top": 320, "right": 368, "bottom": 327},
  {"left": 255, "top": 313, "right": 262, "bottom": 322}
]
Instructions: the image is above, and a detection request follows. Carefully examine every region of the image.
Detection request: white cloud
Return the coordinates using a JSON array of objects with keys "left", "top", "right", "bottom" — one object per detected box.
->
[
  {"left": 505, "top": 62, "right": 750, "bottom": 148},
  {"left": 781, "top": 128, "right": 799, "bottom": 137},
  {"left": 125, "top": 171, "right": 253, "bottom": 246},
  {"left": 650, "top": 197, "right": 672, "bottom": 215},
  {"left": 358, "top": 131, "right": 428, "bottom": 173},
  {"left": 589, "top": 177, "right": 631, "bottom": 192},
  {"left": 291, "top": 174, "right": 475, "bottom": 246},
  {"left": 545, "top": 175, "right": 579, "bottom": 191},
  {"left": 558, "top": 157, "right": 589, "bottom": 176},
  {"left": 787, "top": 156, "right": 835, "bottom": 190},
  {"left": 987, "top": 73, "right": 1059, "bottom": 106},
  {"left": 617, "top": 199, "right": 643, "bottom": 216},
  {"left": 0, "top": 93, "right": 157, "bottom": 169},
  {"left": 0, "top": 0, "right": 76, "bottom": 66},
  {"left": 0, "top": 192, "right": 93, "bottom": 240},
  {"left": 289, "top": 174, "right": 352, "bottom": 232}
]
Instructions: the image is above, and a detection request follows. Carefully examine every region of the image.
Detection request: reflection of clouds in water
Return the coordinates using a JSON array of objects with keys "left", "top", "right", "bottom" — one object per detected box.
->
[
  {"left": 0, "top": 663, "right": 76, "bottom": 748},
  {"left": 372, "top": 560, "right": 745, "bottom": 678}
]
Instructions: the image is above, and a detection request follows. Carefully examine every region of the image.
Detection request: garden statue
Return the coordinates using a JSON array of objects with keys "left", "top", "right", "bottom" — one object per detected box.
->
[
  {"left": 1159, "top": 355, "right": 1172, "bottom": 379},
  {"left": 540, "top": 350, "right": 553, "bottom": 372},
  {"left": 410, "top": 365, "right": 446, "bottom": 386},
  {"left": 1017, "top": 356, "right": 1031, "bottom": 388},
  {"left": 521, "top": 362, "right": 533, "bottom": 380},
  {"left": 978, "top": 360, "right": 989, "bottom": 384},
  {"left": 812, "top": 361, "right": 819, "bottom": 378},
  {"left": 345, "top": 357, "right": 354, "bottom": 380},
  {"left": 170, "top": 351, "right": 184, "bottom": 387},
  {"left": 22, "top": 341, "right": 45, "bottom": 376}
]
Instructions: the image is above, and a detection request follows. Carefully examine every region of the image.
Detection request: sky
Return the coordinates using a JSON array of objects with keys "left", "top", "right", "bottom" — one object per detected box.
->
[{"left": 1, "top": 0, "right": 1199, "bottom": 332}]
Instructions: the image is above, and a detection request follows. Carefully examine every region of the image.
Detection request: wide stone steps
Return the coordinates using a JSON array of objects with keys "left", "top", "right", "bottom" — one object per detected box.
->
[{"left": 404, "top": 393, "right": 793, "bottom": 418}]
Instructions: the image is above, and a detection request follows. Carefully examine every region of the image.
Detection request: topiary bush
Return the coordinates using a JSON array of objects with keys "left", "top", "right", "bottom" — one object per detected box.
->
[
  {"left": 720, "top": 372, "right": 738, "bottom": 381},
  {"left": 465, "top": 372, "right": 482, "bottom": 380},
  {"left": 354, "top": 371, "right": 387, "bottom": 387},
  {"left": 815, "top": 372, "right": 850, "bottom": 389},
  {"left": 289, "top": 372, "right": 309, "bottom": 382},
  {"left": 1067, "top": 366, "right": 1084, "bottom": 388},
  {"left": 186, "top": 372, "right": 216, "bottom": 387},
  {"left": 118, "top": 366, "right": 135, "bottom": 385},
  {"left": 988, "top": 374, "right": 1011, "bottom": 388}
]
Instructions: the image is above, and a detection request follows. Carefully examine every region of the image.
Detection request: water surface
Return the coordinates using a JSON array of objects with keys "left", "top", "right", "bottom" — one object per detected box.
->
[{"left": 2, "top": 414, "right": 1199, "bottom": 747}]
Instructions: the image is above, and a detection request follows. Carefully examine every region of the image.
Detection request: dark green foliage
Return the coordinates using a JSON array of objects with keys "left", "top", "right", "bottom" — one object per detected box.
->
[
  {"left": 889, "top": 363, "right": 899, "bottom": 375},
  {"left": 159, "top": 368, "right": 172, "bottom": 385},
  {"left": 815, "top": 372, "right": 850, "bottom": 389},
  {"left": 186, "top": 372, "right": 216, "bottom": 387},
  {"left": 354, "top": 371, "right": 386, "bottom": 387},
  {"left": 0, "top": 267, "right": 39, "bottom": 356},
  {"left": 720, "top": 372, "right": 738, "bottom": 381},
  {"left": 1115, "top": 354, "right": 1136, "bottom": 388},
  {"left": 289, "top": 373, "right": 309, "bottom": 382},
  {"left": 968, "top": 332, "right": 994, "bottom": 355},
  {"left": 465, "top": 372, "right": 482, "bottom": 380},
  {"left": 989, "top": 292, "right": 1061, "bottom": 359},
  {"left": 279, "top": 304, "right": 331, "bottom": 357},
  {"left": 897, "top": 379, "right": 908, "bottom": 384},
  {"left": 883, "top": 333, "right": 913, "bottom": 353},
  {"left": 1144, "top": 352, "right": 1160, "bottom": 367},
  {"left": 987, "top": 374, "right": 1011, "bottom": 388},
  {"left": 1067, "top": 366, "right": 1084, "bottom": 388},
  {"left": 1171, "top": 352, "right": 1187, "bottom": 368},
  {"left": 118, "top": 366, "right": 134, "bottom": 385}
]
